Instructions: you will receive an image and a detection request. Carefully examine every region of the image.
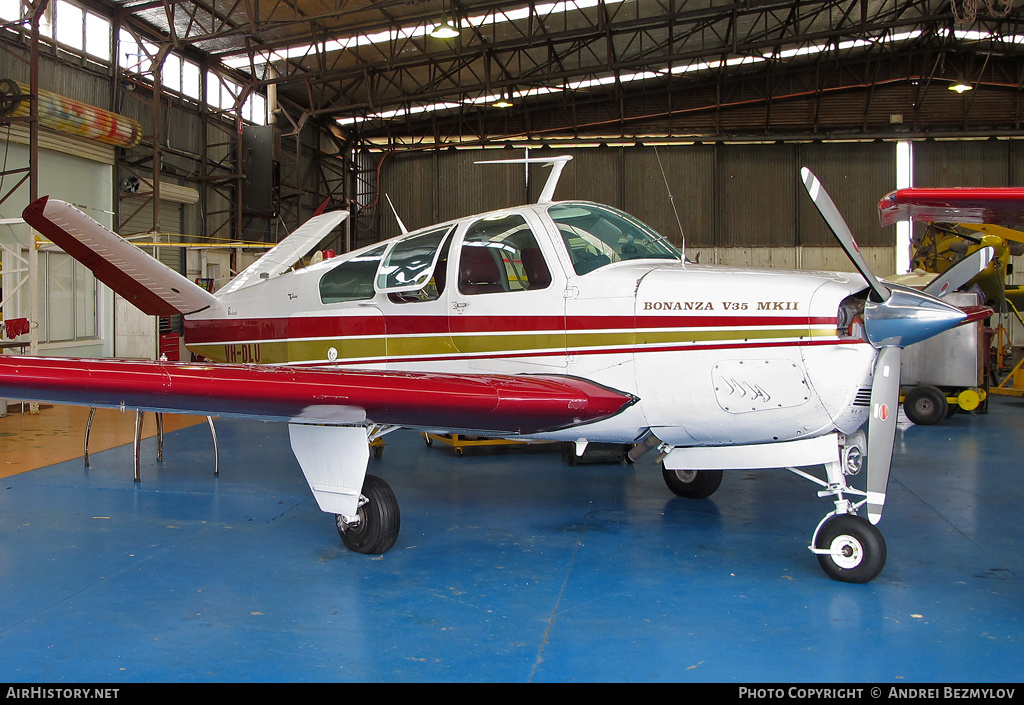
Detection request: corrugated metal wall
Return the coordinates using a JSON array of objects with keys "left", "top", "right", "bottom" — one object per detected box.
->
[{"left": 914, "top": 139, "right": 1022, "bottom": 186}]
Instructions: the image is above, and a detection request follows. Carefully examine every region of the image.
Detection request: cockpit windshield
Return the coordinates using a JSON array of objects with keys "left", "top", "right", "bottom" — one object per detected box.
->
[{"left": 550, "top": 203, "right": 680, "bottom": 275}]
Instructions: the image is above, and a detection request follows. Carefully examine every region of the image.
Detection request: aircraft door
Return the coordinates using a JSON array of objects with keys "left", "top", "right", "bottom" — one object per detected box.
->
[
  {"left": 447, "top": 212, "right": 567, "bottom": 372},
  {"left": 373, "top": 225, "right": 458, "bottom": 371}
]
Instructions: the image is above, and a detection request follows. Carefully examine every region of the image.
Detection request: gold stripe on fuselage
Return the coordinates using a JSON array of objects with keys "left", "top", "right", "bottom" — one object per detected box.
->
[{"left": 188, "top": 324, "right": 836, "bottom": 366}]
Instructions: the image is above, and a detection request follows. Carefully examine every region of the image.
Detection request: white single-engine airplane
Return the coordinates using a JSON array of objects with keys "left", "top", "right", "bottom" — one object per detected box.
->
[{"left": 0, "top": 157, "right": 995, "bottom": 583}]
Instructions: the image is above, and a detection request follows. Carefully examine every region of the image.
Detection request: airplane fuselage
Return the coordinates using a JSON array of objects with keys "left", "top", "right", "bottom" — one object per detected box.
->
[
  {"left": 16, "top": 169, "right": 983, "bottom": 581},
  {"left": 183, "top": 201, "right": 876, "bottom": 448}
]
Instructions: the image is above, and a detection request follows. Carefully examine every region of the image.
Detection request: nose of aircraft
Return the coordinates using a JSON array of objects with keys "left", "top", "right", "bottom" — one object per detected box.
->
[
  {"left": 862, "top": 285, "right": 967, "bottom": 349},
  {"left": 800, "top": 167, "right": 993, "bottom": 544}
]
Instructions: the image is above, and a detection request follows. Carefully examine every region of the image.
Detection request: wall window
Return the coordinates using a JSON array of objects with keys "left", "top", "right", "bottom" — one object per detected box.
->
[
  {"left": 181, "top": 60, "right": 201, "bottom": 100},
  {"left": 50, "top": 0, "right": 111, "bottom": 61},
  {"left": 0, "top": 0, "right": 21, "bottom": 22},
  {"left": 118, "top": 28, "right": 158, "bottom": 75},
  {"left": 163, "top": 52, "right": 181, "bottom": 93},
  {"left": 84, "top": 11, "right": 110, "bottom": 61},
  {"left": 15, "top": 251, "right": 99, "bottom": 343}
]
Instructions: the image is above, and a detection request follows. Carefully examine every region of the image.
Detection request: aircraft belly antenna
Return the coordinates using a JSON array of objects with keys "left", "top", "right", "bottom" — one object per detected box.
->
[{"left": 475, "top": 155, "right": 573, "bottom": 204}]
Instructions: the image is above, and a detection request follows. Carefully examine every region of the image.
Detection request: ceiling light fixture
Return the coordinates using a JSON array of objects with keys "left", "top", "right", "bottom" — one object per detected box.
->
[
  {"left": 430, "top": 19, "right": 460, "bottom": 39},
  {"left": 430, "top": 0, "right": 461, "bottom": 39},
  {"left": 948, "top": 80, "right": 973, "bottom": 93}
]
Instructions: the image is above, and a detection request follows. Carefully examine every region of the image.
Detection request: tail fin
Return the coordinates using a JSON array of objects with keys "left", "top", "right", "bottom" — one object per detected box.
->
[
  {"left": 216, "top": 209, "right": 349, "bottom": 296},
  {"left": 23, "top": 197, "right": 219, "bottom": 317}
]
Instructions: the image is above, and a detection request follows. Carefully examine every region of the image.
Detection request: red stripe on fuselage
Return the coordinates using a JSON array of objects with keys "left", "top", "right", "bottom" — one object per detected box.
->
[{"left": 184, "top": 314, "right": 837, "bottom": 344}]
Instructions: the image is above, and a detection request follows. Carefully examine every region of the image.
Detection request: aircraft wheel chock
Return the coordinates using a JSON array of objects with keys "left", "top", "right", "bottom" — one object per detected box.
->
[
  {"left": 336, "top": 474, "right": 400, "bottom": 555},
  {"left": 814, "top": 514, "right": 886, "bottom": 583},
  {"left": 661, "top": 465, "right": 723, "bottom": 499},
  {"left": 903, "top": 385, "right": 947, "bottom": 426}
]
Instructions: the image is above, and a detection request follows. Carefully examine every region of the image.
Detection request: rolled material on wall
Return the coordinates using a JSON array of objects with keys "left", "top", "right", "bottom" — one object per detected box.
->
[{"left": 0, "top": 79, "right": 143, "bottom": 148}]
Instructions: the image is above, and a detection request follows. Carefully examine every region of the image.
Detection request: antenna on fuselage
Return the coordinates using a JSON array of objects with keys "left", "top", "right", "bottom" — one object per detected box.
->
[
  {"left": 385, "top": 193, "right": 409, "bottom": 235},
  {"left": 654, "top": 146, "right": 686, "bottom": 263},
  {"left": 474, "top": 155, "right": 573, "bottom": 204}
]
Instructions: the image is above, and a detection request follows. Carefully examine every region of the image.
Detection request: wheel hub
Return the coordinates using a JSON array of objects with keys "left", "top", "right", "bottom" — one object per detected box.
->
[
  {"left": 828, "top": 534, "right": 864, "bottom": 569},
  {"left": 336, "top": 511, "right": 364, "bottom": 534}
]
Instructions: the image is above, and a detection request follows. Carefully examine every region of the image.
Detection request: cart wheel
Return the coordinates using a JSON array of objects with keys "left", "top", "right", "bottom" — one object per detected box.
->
[
  {"left": 562, "top": 442, "right": 578, "bottom": 466},
  {"left": 903, "top": 385, "right": 947, "bottom": 426}
]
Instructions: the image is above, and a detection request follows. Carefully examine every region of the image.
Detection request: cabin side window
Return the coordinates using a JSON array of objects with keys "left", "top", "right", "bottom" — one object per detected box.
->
[
  {"left": 457, "top": 214, "right": 551, "bottom": 295},
  {"left": 318, "top": 244, "right": 387, "bottom": 304}
]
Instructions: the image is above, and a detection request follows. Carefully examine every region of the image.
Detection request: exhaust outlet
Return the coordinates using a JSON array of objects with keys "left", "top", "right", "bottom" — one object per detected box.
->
[{"left": 627, "top": 432, "right": 662, "bottom": 464}]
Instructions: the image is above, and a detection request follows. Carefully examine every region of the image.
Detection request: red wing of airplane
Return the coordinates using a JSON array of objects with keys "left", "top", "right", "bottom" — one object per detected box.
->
[
  {"left": 878, "top": 187, "right": 1024, "bottom": 228},
  {"left": 0, "top": 356, "right": 636, "bottom": 434}
]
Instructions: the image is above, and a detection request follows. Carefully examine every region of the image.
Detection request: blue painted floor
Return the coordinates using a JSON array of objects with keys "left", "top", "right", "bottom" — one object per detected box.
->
[{"left": 0, "top": 398, "right": 1021, "bottom": 683}]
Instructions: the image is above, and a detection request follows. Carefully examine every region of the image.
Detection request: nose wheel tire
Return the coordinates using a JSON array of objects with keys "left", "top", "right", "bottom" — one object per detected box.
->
[
  {"left": 661, "top": 465, "right": 723, "bottom": 499},
  {"left": 336, "top": 474, "right": 401, "bottom": 555},
  {"left": 814, "top": 514, "right": 886, "bottom": 583}
]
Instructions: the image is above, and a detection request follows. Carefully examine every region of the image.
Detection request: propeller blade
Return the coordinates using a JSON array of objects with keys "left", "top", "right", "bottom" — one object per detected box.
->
[
  {"left": 866, "top": 346, "right": 901, "bottom": 525},
  {"left": 801, "top": 168, "right": 891, "bottom": 302},
  {"left": 922, "top": 246, "right": 994, "bottom": 298}
]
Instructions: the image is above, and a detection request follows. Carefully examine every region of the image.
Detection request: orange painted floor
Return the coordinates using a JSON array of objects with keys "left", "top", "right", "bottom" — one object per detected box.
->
[{"left": 0, "top": 403, "right": 208, "bottom": 478}]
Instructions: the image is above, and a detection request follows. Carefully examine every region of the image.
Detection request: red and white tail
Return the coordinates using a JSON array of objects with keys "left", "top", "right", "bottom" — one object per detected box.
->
[
  {"left": 23, "top": 196, "right": 219, "bottom": 317},
  {"left": 23, "top": 197, "right": 349, "bottom": 317}
]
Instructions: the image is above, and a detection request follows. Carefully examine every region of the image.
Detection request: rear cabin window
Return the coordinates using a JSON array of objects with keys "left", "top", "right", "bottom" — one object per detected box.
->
[
  {"left": 318, "top": 244, "right": 386, "bottom": 304},
  {"left": 457, "top": 214, "right": 551, "bottom": 295}
]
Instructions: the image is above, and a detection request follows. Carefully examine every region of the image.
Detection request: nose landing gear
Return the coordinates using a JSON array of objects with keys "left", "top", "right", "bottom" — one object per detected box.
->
[{"left": 795, "top": 452, "right": 887, "bottom": 584}]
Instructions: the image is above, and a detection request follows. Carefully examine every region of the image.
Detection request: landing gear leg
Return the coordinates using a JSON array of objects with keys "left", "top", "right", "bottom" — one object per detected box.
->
[
  {"left": 290, "top": 423, "right": 402, "bottom": 555},
  {"left": 791, "top": 456, "right": 887, "bottom": 583}
]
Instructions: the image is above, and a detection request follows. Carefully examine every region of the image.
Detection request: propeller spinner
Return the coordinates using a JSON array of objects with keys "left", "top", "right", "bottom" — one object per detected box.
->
[{"left": 800, "top": 168, "right": 992, "bottom": 526}]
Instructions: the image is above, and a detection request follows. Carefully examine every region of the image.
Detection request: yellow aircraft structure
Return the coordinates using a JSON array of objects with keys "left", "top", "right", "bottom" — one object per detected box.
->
[
  {"left": 907, "top": 222, "right": 1024, "bottom": 311},
  {"left": 879, "top": 187, "right": 1024, "bottom": 402}
]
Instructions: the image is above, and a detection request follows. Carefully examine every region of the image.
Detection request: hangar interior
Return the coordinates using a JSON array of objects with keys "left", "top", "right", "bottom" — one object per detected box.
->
[{"left": 0, "top": 0, "right": 1023, "bottom": 683}]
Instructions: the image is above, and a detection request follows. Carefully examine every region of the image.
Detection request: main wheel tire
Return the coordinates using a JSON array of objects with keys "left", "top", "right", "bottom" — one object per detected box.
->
[
  {"left": 903, "top": 385, "right": 948, "bottom": 426},
  {"left": 815, "top": 514, "right": 887, "bottom": 583},
  {"left": 661, "top": 465, "right": 723, "bottom": 499},
  {"left": 336, "top": 474, "right": 400, "bottom": 554}
]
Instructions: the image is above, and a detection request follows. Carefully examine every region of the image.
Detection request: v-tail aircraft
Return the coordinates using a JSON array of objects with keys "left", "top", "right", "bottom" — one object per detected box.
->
[{"left": 0, "top": 157, "right": 993, "bottom": 583}]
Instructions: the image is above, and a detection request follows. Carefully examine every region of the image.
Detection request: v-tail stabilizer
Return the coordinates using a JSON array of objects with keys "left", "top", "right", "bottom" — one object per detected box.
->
[
  {"left": 24, "top": 197, "right": 219, "bottom": 317},
  {"left": 22, "top": 196, "right": 350, "bottom": 312}
]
